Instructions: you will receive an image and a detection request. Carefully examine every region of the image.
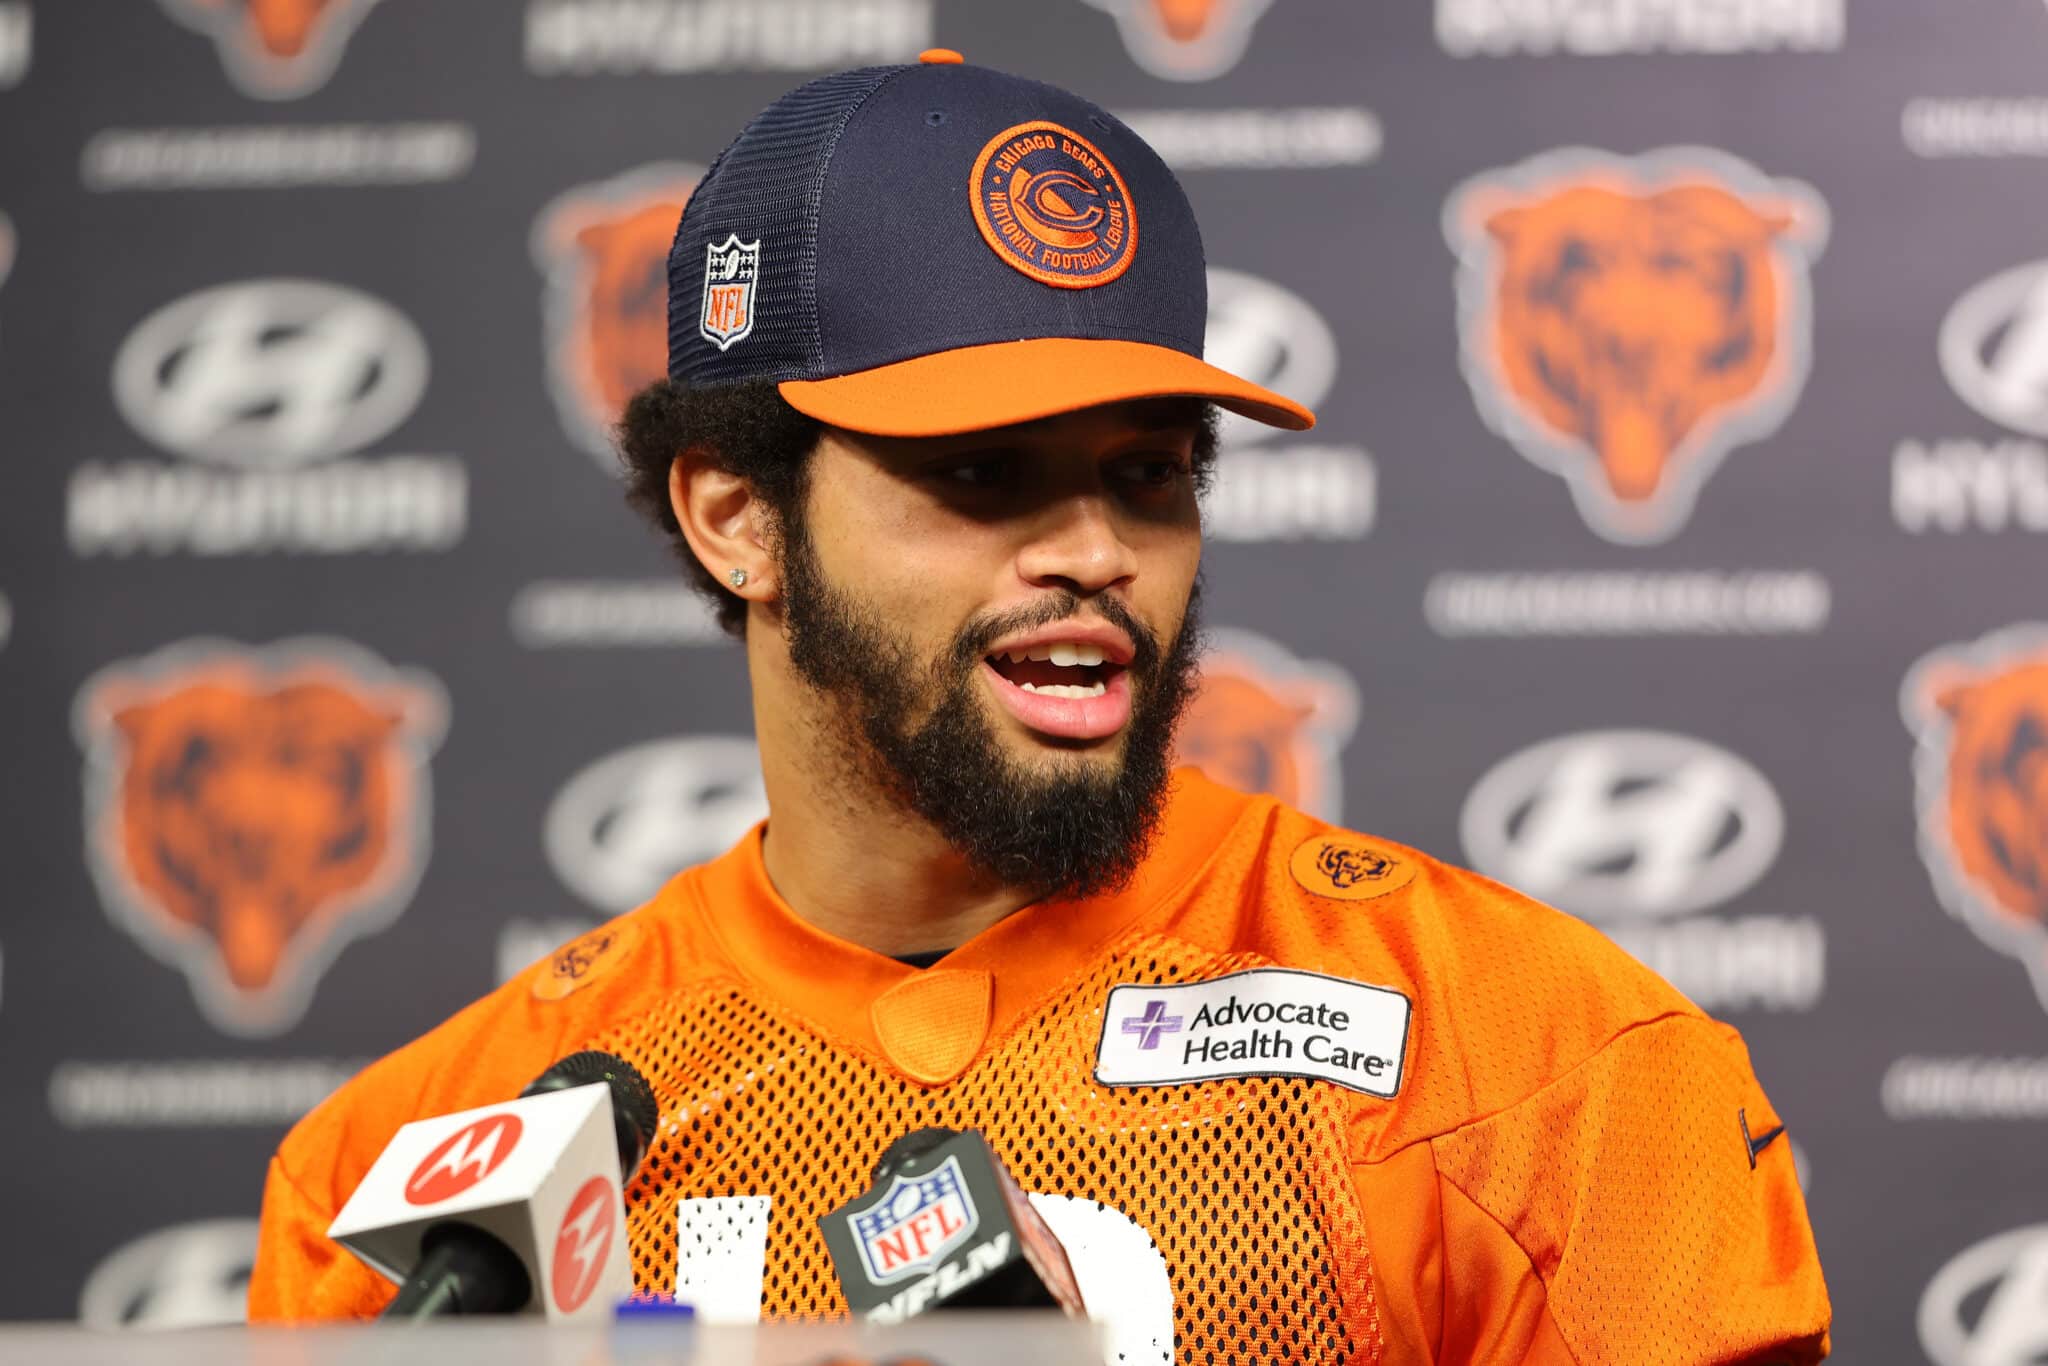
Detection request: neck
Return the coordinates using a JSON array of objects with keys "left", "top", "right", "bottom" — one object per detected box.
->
[{"left": 749, "top": 642, "right": 1038, "bottom": 958}]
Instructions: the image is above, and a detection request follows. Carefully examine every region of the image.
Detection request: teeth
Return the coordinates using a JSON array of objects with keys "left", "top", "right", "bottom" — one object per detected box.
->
[
  {"left": 1019, "top": 681, "right": 1108, "bottom": 698},
  {"left": 1001, "top": 643, "right": 1110, "bottom": 666}
]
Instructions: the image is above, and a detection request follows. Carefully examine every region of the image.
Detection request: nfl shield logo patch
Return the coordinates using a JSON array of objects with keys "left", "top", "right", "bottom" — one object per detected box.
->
[
  {"left": 699, "top": 233, "right": 760, "bottom": 351},
  {"left": 847, "top": 1153, "right": 979, "bottom": 1285}
]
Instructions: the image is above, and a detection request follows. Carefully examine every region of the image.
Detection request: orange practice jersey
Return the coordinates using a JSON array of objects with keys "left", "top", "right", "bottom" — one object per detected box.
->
[{"left": 250, "top": 770, "right": 1830, "bottom": 1362}]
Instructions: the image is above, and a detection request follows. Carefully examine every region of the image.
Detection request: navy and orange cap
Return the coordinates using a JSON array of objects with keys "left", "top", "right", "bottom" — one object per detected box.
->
[{"left": 666, "top": 51, "right": 1314, "bottom": 437}]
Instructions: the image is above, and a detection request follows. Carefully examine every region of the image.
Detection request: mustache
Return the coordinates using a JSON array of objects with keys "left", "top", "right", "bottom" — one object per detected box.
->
[{"left": 947, "top": 591, "right": 1167, "bottom": 680}]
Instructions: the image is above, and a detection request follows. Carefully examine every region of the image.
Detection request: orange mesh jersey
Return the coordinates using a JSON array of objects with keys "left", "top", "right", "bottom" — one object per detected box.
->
[{"left": 251, "top": 771, "right": 1830, "bottom": 1363}]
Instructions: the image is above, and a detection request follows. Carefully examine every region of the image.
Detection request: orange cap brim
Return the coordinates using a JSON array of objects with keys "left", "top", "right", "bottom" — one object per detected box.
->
[{"left": 777, "top": 337, "right": 1314, "bottom": 437}]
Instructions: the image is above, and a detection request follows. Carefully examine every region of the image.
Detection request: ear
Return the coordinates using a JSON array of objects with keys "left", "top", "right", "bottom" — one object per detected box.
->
[{"left": 668, "top": 448, "right": 779, "bottom": 606}]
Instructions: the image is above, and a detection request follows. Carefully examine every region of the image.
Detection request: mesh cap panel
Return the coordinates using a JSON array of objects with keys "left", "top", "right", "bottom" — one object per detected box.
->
[{"left": 667, "top": 64, "right": 906, "bottom": 386}]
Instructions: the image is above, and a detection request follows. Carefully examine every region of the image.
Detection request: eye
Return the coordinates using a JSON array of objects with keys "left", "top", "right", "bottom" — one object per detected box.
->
[
  {"left": 1112, "top": 454, "right": 1191, "bottom": 490},
  {"left": 937, "top": 454, "right": 1018, "bottom": 489}
]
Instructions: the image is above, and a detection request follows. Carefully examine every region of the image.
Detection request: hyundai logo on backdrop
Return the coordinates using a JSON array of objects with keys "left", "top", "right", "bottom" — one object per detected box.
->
[
  {"left": 1462, "top": 730, "right": 1821, "bottom": 1012},
  {"left": 112, "top": 279, "right": 428, "bottom": 469},
  {"left": 1461, "top": 729, "right": 1784, "bottom": 918},
  {"left": 1940, "top": 261, "right": 2048, "bottom": 438},
  {"left": 1920, "top": 1224, "right": 2048, "bottom": 1366},
  {"left": 78, "top": 1219, "right": 259, "bottom": 1328},
  {"left": 545, "top": 736, "right": 769, "bottom": 914}
]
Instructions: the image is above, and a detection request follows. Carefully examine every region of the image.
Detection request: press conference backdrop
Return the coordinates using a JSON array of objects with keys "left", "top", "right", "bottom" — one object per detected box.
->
[{"left": 0, "top": 0, "right": 2042, "bottom": 1356}]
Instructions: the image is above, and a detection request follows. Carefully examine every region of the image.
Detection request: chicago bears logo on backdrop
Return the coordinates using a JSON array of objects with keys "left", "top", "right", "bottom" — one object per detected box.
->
[
  {"left": 1903, "top": 624, "right": 2048, "bottom": 1011},
  {"left": 74, "top": 638, "right": 447, "bottom": 1035},
  {"left": 1170, "top": 628, "right": 1359, "bottom": 821},
  {"left": 157, "top": 0, "right": 385, "bottom": 99},
  {"left": 533, "top": 164, "right": 700, "bottom": 465},
  {"left": 1082, "top": 0, "right": 1277, "bottom": 80},
  {"left": 1446, "top": 147, "right": 1828, "bottom": 544}
]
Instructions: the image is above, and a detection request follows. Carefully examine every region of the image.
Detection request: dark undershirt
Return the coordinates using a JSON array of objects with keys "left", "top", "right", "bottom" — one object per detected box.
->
[{"left": 893, "top": 949, "right": 951, "bottom": 970}]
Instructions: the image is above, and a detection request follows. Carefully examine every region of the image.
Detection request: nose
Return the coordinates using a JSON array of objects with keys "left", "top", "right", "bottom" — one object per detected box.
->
[{"left": 1015, "top": 493, "right": 1138, "bottom": 597}]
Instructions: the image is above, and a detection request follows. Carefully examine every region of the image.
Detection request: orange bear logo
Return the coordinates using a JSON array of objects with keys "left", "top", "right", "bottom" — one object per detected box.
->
[
  {"left": 158, "top": 0, "right": 385, "bottom": 99},
  {"left": 1904, "top": 626, "right": 2048, "bottom": 1012},
  {"left": 75, "top": 639, "right": 446, "bottom": 1035},
  {"left": 533, "top": 164, "right": 701, "bottom": 466},
  {"left": 1447, "top": 148, "right": 1828, "bottom": 544},
  {"left": 1083, "top": 0, "right": 1275, "bottom": 80},
  {"left": 1171, "top": 628, "right": 1358, "bottom": 821}
]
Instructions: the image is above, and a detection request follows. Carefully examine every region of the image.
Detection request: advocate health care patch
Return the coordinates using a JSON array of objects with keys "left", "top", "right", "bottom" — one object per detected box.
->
[{"left": 1095, "top": 967, "right": 1411, "bottom": 1099}]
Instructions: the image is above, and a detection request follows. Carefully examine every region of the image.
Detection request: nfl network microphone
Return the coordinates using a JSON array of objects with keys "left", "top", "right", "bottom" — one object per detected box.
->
[
  {"left": 325, "top": 1051, "right": 658, "bottom": 1321},
  {"left": 820, "top": 1127, "right": 1087, "bottom": 1324}
]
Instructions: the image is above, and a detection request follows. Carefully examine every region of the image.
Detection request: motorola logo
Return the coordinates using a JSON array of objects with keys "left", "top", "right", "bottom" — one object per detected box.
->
[{"left": 1461, "top": 729, "right": 1785, "bottom": 919}]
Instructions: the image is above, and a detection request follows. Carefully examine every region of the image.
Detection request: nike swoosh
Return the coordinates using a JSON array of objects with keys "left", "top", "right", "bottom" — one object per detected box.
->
[{"left": 1739, "top": 1107, "right": 1786, "bottom": 1169}]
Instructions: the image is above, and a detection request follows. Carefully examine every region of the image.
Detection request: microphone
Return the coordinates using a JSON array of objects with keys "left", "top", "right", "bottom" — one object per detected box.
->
[
  {"left": 324, "top": 1051, "right": 658, "bottom": 1321},
  {"left": 819, "top": 1127, "right": 1087, "bottom": 1324}
]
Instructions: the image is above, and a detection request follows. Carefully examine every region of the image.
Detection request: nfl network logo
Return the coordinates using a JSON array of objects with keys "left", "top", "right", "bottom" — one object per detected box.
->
[
  {"left": 699, "top": 234, "right": 759, "bottom": 350},
  {"left": 848, "top": 1155, "right": 978, "bottom": 1285}
]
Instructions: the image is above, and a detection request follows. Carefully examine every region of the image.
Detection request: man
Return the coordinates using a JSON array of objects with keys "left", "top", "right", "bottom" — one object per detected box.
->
[{"left": 251, "top": 52, "right": 1830, "bottom": 1361}]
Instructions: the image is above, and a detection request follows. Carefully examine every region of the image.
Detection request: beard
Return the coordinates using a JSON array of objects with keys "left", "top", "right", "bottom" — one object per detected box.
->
[{"left": 778, "top": 520, "right": 1203, "bottom": 902}]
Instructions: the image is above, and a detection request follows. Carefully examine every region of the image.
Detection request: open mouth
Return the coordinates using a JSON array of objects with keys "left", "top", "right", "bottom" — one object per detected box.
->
[{"left": 984, "top": 644, "right": 1129, "bottom": 699}]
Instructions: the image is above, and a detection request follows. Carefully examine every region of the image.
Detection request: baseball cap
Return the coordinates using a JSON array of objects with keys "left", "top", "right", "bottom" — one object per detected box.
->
[{"left": 665, "top": 51, "right": 1314, "bottom": 437}]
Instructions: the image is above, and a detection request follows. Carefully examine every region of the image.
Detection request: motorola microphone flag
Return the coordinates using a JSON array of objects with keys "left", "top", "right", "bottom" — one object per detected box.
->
[{"left": 325, "top": 1055, "right": 654, "bottom": 1321}]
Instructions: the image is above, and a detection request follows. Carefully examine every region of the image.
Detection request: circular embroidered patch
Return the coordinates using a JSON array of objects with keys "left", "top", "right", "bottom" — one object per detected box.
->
[
  {"left": 531, "top": 921, "right": 640, "bottom": 1001},
  {"left": 1290, "top": 834, "right": 1417, "bottom": 901},
  {"left": 970, "top": 121, "right": 1137, "bottom": 289}
]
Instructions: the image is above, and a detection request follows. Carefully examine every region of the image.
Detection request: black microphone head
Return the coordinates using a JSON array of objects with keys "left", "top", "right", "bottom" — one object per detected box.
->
[
  {"left": 521, "top": 1051, "right": 659, "bottom": 1182},
  {"left": 871, "top": 1126, "right": 958, "bottom": 1184}
]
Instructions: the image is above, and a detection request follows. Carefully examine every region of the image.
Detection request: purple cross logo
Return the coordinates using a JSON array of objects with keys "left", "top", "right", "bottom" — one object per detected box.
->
[{"left": 1121, "top": 999, "right": 1184, "bottom": 1050}]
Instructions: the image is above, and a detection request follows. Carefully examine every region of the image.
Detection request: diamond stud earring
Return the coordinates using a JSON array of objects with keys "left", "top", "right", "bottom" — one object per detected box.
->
[{"left": 727, "top": 568, "right": 749, "bottom": 588}]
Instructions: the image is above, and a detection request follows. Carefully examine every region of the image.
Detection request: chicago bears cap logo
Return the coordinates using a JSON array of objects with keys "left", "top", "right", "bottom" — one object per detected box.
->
[
  {"left": 1903, "top": 624, "right": 2048, "bottom": 1012},
  {"left": 971, "top": 122, "right": 1137, "bottom": 289},
  {"left": 700, "top": 233, "right": 760, "bottom": 350},
  {"left": 533, "top": 163, "right": 701, "bottom": 464},
  {"left": 1446, "top": 147, "right": 1828, "bottom": 544},
  {"left": 74, "top": 637, "right": 447, "bottom": 1036},
  {"left": 1171, "top": 627, "right": 1359, "bottom": 821},
  {"left": 157, "top": 0, "right": 385, "bottom": 100}
]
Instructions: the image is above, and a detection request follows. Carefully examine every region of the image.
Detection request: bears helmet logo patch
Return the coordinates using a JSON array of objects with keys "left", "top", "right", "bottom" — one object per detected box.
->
[
  {"left": 157, "top": 0, "right": 385, "bottom": 100},
  {"left": 1903, "top": 624, "right": 2048, "bottom": 1012},
  {"left": 1171, "top": 627, "right": 1359, "bottom": 821},
  {"left": 533, "top": 163, "right": 701, "bottom": 464},
  {"left": 1083, "top": 0, "right": 1276, "bottom": 81},
  {"left": 1446, "top": 147, "right": 1829, "bottom": 544},
  {"left": 74, "top": 638, "right": 447, "bottom": 1035}
]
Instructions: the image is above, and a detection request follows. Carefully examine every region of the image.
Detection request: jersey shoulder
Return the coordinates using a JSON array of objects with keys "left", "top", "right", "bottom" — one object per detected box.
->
[
  {"left": 1157, "top": 788, "right": 1708, "bottom": 1152},
  {"left": 271, "top": 867, "right": 729, "bottom": 1220}
]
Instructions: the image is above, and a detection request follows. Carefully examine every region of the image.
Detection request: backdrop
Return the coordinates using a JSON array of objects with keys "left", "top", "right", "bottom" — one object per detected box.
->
[{"left": 2, "top": 1, "right": 2045, "bottom": 1359}]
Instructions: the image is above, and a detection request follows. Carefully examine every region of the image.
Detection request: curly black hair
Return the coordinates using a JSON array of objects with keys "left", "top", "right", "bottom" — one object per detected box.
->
[
  {"left": 616, "top": 378, "right": 819, "bottom": 639},
  {"left": 615, "top": 377, "right": 1221, "bottom": 640}
]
